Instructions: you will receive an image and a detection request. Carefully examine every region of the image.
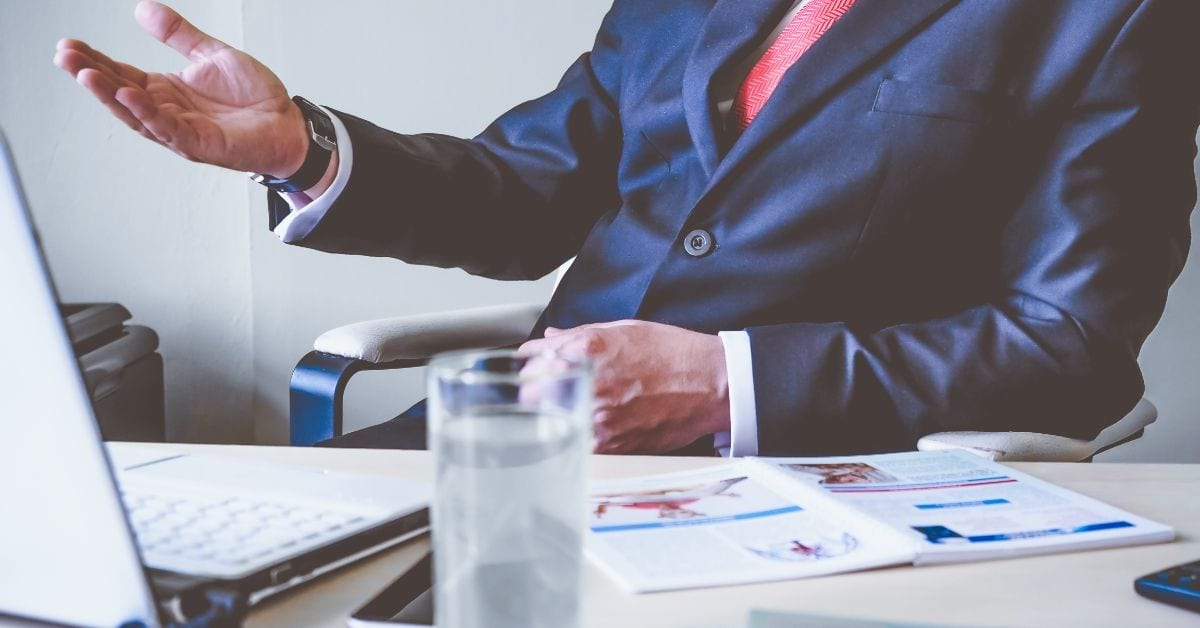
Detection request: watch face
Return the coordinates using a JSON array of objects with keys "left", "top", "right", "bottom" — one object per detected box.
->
[
  {"left": 294, "top": 95, "right": 336, "bottom": 151},
  {"left": 309, "top": 120, "right": 336, "bottom": 151}
]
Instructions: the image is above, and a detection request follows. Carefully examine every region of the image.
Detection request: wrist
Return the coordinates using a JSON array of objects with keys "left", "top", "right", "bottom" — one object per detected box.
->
[
  {"left": 253, "top": 97, "right": 337, "bottom": 193},
  {"left": 272, "top": 100, "right": 309, "bottom": 178},
  {"left": 701, "top": 334, "right": 732, "bottom": 434},
  {"left": 302, "top": 149, "right": 338, "bottom": 198}
]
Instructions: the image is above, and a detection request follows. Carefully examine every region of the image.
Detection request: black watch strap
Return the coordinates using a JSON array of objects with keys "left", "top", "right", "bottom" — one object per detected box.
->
[{"left": 252, "top": 96, "right": 336, "bottom": 194}]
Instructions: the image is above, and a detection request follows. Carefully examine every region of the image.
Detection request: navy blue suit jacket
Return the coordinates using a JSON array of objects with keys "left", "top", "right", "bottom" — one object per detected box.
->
[{"left": 278, "top": 0, "right": 1200, "bottom": 455}]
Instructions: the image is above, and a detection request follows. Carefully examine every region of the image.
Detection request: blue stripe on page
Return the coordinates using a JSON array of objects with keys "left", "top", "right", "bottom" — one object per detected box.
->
[
  {"left": 915, "top": 498, "right": 1009, "bottom": 510},
  {"left": 830, "top": 476, "right": 1011, "bottom": 492},
  {"left": 591, "top": 505, "right": 803, "bottom": 533},
  {"left": 964, "top": 520, "right": 1134, "bottom": 543}
]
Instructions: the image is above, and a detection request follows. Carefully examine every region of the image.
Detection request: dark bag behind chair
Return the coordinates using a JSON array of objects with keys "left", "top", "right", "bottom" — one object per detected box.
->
[{"left": 62, "top": 303, "right": 165, "bottom": 441}]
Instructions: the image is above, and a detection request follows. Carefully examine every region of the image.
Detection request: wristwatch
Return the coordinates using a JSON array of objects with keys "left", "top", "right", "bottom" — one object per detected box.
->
[{"left": 251, "top": 96, "right": 336, "bottom": 193}]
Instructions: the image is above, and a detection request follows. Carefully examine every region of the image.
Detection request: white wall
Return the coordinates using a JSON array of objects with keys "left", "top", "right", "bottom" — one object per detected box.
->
[
  {"left": 0, "top": 0, "right": 254, "bottom": 443},
  {"left": 3, "top": 1, "right": 1197, "bottom": 460}
]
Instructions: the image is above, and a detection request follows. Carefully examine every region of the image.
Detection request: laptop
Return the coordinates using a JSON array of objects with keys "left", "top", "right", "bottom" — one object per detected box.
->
[{"left": 0, "top": 131, "right": 430, "bottom": 627}]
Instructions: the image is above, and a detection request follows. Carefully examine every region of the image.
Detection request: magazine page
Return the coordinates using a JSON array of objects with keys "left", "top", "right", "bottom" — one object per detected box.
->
[
  {"left": 585, "top": 463, "right": 916, "bottom": 592},
  {"left": 753, "top": 450, "right": 1174, "bottom": 564}
]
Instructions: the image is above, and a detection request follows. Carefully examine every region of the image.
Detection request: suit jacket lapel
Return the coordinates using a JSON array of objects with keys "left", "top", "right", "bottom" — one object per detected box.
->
[
  {"left": 682, "top": 0, "right": 795, "bottom": 178},
  {"left": 703, "top": 0, "right": 958, "bottom": 190}
]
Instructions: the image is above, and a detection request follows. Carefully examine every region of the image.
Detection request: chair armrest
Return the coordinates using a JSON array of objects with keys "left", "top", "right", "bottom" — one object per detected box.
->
[
  {"left": 314, "top": 302, "right": 545, "bottom": 363},
  {"left": 290, "top": 302, "right": 545, "bottom": 445},
  {"left": 916, "top": 398, "right": 1157, "bottom": 462}
]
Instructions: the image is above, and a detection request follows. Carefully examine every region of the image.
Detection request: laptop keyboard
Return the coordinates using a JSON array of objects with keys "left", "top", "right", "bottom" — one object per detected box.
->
[{"left": 121, "top": 485, "right": 370, "bottom": 575}]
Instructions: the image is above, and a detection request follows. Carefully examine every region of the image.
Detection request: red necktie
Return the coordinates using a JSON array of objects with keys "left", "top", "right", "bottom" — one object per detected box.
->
[{"left": 731, "top": 0, "right": 857, "bottom": 131}]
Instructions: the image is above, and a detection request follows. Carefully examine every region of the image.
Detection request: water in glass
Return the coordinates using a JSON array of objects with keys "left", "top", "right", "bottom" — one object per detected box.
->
[{"left": 432, "top": 406, "right": 588, "bottom": 628}]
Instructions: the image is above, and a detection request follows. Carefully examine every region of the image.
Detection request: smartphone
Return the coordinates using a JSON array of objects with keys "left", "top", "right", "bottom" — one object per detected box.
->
[
  {"left": 348, "top": 551, "right": 434, "bottom": 627},
  {"left": 1134, "top": 558, "right": 1200, "bottom": 613}
]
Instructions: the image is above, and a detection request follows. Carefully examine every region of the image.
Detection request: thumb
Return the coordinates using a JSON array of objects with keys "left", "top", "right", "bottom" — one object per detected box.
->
[
  {"left": 544, "top": 326, "right": 565, "bottom": 336},
  {"left": 135, "top": 1, "right": 227, "bottom": 62}
]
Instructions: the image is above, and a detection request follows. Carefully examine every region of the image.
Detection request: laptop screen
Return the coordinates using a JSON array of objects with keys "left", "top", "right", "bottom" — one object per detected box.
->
[{"left": 0, "top": 133, "right": 159, "bottom": 626}]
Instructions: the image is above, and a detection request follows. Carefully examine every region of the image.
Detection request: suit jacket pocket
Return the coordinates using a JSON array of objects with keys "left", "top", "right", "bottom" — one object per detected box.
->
[{"left": 872, "top": 79, "right": 998, "bottom": 124}]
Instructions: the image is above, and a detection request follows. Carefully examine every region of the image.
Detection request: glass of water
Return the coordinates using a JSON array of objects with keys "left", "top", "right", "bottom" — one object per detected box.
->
[{"left": 428, "top": 349, "right": 592, "bottom": 628}]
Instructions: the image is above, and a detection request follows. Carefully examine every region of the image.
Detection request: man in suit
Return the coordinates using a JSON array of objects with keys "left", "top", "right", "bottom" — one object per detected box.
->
[{"left": 56, "top": 0, "right": 1198, "bottom": 456}]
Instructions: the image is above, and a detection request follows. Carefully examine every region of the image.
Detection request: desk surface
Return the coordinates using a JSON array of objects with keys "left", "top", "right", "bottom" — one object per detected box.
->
[{"left": 145, "top": 444, "right": 1200, "bottom": 628}]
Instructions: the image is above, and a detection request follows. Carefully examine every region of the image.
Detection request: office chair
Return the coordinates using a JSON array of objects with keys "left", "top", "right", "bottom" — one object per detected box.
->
[{"left": 289, "top": 264, "right": 1157, "bottom": 462}]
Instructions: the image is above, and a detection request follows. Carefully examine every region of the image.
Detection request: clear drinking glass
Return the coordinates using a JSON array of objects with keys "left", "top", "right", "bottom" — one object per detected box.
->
[{"left": 428, "top": 349, "right": 592, "bottom": 628}]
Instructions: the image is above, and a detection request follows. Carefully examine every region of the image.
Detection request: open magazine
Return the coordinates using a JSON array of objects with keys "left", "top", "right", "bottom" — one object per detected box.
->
[{"left": 586, "top": 450, "right": 1173, "bottom": 592}]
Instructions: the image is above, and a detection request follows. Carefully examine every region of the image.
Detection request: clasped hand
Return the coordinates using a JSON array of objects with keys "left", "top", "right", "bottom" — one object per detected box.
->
[{"left": 519, "top": 320, "right": 731, "bottom": 455}]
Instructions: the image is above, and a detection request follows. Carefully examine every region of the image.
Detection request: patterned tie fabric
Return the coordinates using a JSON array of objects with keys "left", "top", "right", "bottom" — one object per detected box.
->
[{"left": 731, "top": 0, "right": 858, "bottom": 131}]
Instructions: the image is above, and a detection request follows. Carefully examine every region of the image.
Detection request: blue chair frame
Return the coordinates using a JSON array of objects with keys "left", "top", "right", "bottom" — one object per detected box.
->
[{"left": 289, "top": 351, "right": 425, "bottom": 446}]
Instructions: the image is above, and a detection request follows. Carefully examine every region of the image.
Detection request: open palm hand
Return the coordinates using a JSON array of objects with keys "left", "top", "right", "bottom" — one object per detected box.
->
[{"left": 54, "top": 1, "right": 307, "bottom": 176}]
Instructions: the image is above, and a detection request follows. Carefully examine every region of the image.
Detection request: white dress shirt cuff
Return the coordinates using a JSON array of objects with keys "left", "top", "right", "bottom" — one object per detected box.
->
[
  {"left": 716, "top": 330, "right": 759, "bottom": 457},
  {"left": 271, "top": 107, "right": 354, "bottom": 243}
]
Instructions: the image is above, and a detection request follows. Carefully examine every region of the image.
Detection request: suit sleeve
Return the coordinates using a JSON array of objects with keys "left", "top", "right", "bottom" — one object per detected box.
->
[
  {"left": 278, "top": 7, "right": 625, "bottom": 281},
  {"left": 746, "top": 0, "right": 1200, "bottom": 455}
]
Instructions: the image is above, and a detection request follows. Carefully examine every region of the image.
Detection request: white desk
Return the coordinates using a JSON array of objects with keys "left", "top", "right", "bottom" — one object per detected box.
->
[{"left": 147, "top": 444, "right": 1199, "bottom": 627}]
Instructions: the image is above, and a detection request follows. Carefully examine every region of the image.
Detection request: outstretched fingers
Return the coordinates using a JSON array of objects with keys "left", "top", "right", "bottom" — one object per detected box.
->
[
  {"left": 74, "top": 68, "right": 156, "bottom": 141},
  {"left": 56, "top": 38, "right": 147, "bottom": 87},
  {"left": 134, "top": 1, "right": 227, "bottom": 62},
  {"left": 114, "top": 86, "right": 182, "bottom": 147},
  {"left": 54, "top": 46, "right": 90, "bottom": 78},
  {"left": 55, "top": 47, "right": 138, "bottom": 102}
]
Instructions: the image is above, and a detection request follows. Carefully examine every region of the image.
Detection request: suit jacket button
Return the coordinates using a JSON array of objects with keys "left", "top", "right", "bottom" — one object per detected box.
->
[{"left": 683, "top": 229, "right": 714, "bottom": 257}]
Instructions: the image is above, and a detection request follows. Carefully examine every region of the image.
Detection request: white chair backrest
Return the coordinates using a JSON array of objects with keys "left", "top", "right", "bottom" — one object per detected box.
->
[
  {"left": 916, "top": 398, "right": 1157, "bottom": 462},
  {"left": 553, "top": 257, "right": 575, "bottom": 292}
]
